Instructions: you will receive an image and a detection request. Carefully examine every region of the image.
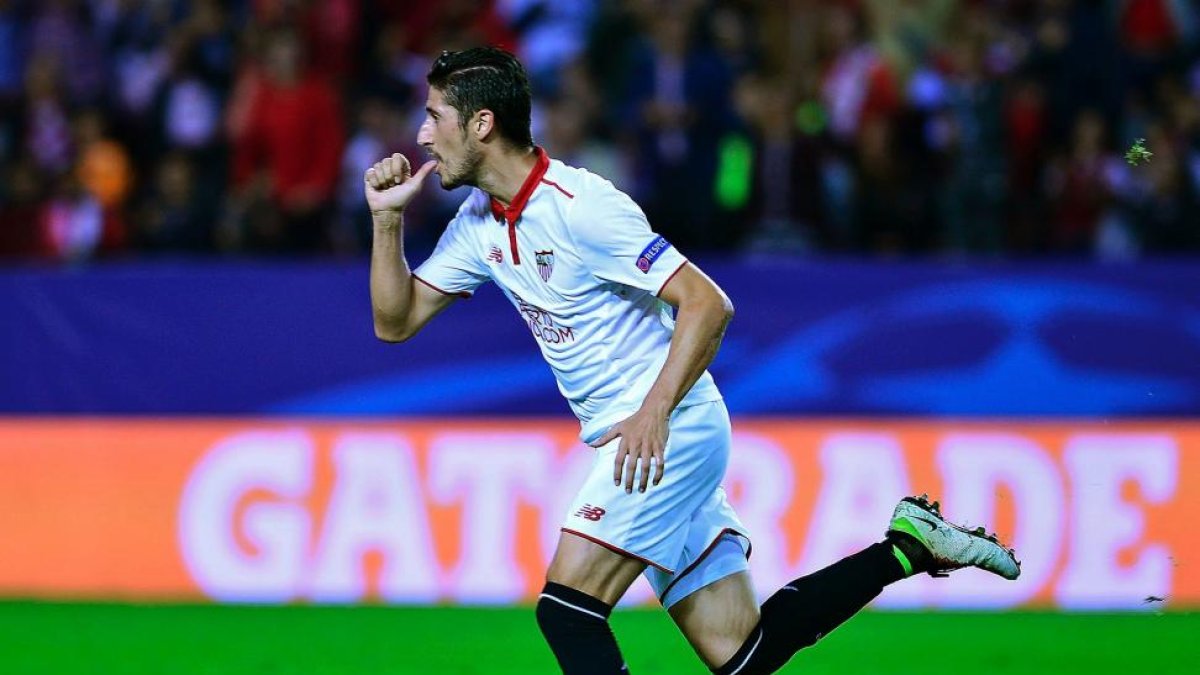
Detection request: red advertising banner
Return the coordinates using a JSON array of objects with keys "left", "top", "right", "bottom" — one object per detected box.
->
[{"left": 0, "top": 419, "right": 1195, "bottom": 610}]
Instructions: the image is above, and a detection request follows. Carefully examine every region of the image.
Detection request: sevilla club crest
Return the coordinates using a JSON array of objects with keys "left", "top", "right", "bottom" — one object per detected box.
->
[{"left": 535, "top": 250, "right": 554, "bottom": 282}]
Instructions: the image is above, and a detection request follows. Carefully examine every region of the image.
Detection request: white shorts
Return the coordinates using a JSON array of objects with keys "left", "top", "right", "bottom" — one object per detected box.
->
[{"left": 563, "top": 400, "right": 751, "bottom": 608}]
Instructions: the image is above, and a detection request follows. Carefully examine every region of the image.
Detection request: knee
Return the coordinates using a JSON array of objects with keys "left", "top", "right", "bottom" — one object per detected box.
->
[
  {"left": 691, "top": 622, "right": 760, "bottom": 672},
  {"left": 544, "top": 540, "right": 643, "bottom": 604},
  {"left": 536, "top": 582, "right": 612, "bottom": 638}
]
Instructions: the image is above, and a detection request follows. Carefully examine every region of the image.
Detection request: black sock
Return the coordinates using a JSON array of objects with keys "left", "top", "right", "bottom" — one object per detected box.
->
[
  {"left": 536, "top": 582, "right": 629, "bottom": 674},
  {"left": 713, "top": 542, "right": 904, "bottom": 674},
  {"left": 887, "top": 529, "right": 934, "bottom": 575}
]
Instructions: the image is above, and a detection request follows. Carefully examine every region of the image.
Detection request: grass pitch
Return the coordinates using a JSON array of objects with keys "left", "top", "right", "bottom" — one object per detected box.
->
[{"left": 0, "top": 602, "right": 1194, "bottom": 674}]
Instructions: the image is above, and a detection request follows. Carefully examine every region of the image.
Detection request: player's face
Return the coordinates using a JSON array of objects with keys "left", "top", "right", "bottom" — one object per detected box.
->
[{"left": 417, "top": 87, "right": 483, "bottom": 190}]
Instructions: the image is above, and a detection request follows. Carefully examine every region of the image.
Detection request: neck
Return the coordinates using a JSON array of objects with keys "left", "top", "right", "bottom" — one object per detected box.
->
[{"left": 477, "top": 145, "right": 539, "bottom": 206}]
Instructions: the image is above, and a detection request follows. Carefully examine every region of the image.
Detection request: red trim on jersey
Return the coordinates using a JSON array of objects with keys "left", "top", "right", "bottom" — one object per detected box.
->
[
  {"left": 560, "top": 528, "right": 673, "bottom": 573},
  {"left": 507, "top": 224, "right": 521, "bottom": 266},
  {"left": 658, "top": 528, "right": 752, "bottom": 601},
  {"left": 499, "top": 146, "right": 550, "bottom": 221},
  {"left": 541, "top": 178, "right": 574, "bottom": 198},
  {"left": 655, "top": 259, "right": 690, "bottom": 297},
  {"left": 413, "top": 274, "right": 471, "bottom": 298},
  {"left": 488, "top": 147, "right": 551, "bottom": 266}
]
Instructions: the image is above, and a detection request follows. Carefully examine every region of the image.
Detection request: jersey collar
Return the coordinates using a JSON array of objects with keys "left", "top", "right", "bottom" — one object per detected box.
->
[{"left": 489, "top": 146, "right": 549, "bottom": 225}]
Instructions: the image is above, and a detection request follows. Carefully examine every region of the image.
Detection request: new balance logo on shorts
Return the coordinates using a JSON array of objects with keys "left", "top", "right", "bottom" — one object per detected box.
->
[{"left": 574, "top": 504, "right": 606, "bottom": 521}]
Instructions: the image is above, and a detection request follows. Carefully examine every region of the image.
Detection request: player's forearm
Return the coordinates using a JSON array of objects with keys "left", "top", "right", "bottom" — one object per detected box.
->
[
  {"left": 370, "top": 212, "right": 417, "bottom": 342},
  {"left": 640, "top": 295, "right": 734, "bottom": 417}
]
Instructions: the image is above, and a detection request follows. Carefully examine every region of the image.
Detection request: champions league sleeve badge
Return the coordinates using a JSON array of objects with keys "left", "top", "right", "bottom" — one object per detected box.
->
[{"left": 636, "top": 236, "right": 672, "bottom": 273}]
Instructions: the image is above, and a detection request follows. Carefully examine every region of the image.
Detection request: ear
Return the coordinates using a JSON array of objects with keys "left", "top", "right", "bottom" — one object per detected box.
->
[{"left": 472, "top": 110, "right": 495, "bottom": 140}]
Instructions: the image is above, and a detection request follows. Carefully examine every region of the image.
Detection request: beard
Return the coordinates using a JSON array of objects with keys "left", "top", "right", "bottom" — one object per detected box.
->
[{"left": 437, "top": 137, "right": 484, "bottom": 190}]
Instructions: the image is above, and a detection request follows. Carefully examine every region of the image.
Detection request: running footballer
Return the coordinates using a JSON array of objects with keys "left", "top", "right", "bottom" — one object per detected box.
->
[{"left": 364, "top": 47, "right": 1020, "bottom": 675}]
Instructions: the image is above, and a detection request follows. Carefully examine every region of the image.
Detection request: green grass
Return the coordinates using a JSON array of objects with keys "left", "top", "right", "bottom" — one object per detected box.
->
[{"left": 0, "top": 603, "right": 1194, "bottom": 674}]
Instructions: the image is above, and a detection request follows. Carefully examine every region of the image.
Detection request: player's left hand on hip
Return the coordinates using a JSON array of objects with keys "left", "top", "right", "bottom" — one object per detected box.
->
[{"left": 592, "top": 409, "right": 669, "bottom": 494}]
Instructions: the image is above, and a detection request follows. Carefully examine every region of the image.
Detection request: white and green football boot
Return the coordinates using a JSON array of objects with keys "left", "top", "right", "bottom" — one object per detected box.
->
[{"left": 888, "top": 494, "right": 1021, "bottom": 580}]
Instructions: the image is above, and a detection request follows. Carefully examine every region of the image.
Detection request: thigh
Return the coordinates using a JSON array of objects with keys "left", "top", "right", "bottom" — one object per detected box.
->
[
  {"left": 668, "top": 571, "right": 760, "bottom": 669},
  {"left": 547, "top": 530, "right": 648, "bottom": 606}
]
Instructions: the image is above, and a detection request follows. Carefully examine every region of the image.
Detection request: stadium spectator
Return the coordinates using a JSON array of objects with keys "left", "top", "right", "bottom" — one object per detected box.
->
[
  {"left": 0, "top": 159, "right": 46, "bottom": 257},
  {"left": 41, "top": 173, "right": 108, "bottom": 261},
  {"left": 335, "top": 96, "right": 409, "bottom": 253},
  {"left": 29, "top": 0, "right": 105, "bottom": 105},
  {"left": 1129, "top": 121, "right": 1200, "bottom": 253},
  {"left": 21, "top": 55, "right": 73, "bottom": 176},
  {"left": 0, "top": 0, "right": 26, "bottom": 106},
  {"left": 229, "top": 27, "right": 345, "bottom": 253},
  {"left": 386, "top": 0, "right": 517, "bottom": 56},
  {"left": 540, "top": 93, "right": 631, "bottom": 194},
  {"left": 1045, "top": 109, "right": 1117, "bottom": 253},
  {"left": 75, "top": 109, "right": 133, "bottom": 212},
  {"left": 731, "top": 71, "right": 828, "bottom": 253},
  {"left": 134, "top": 151, "right": 214, "bottom": 253},
  {"left": 497, "top": 0, "right": 597, "bottom": 92},
  {"left": 621, "top": 4, "right": 736, "bottom": 250},
  {"left": 1004, "top": 77, "right": 1051, "bottom": 252},
  {"left": 934, "top": 23, "right": 1008, "bottom": 253},
  {"left": 819, "top": 3, "right": 900, "bottom": 147},
  {"left": 299, "top": 0, "right": 363, "bottom": 80}
]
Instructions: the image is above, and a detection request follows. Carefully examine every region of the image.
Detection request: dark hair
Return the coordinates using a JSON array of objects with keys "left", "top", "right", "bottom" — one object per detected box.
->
[{"left": 427, "top": 47, "right": 534, "bottom": 149}]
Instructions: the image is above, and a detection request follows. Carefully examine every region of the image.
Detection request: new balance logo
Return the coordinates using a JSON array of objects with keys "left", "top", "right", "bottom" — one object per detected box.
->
[
  {"left": 487, "top": 246, "right": 504, "bottom": 264},
  {"left": 574, "top": 504, "right": 606, "bottom": 521}
]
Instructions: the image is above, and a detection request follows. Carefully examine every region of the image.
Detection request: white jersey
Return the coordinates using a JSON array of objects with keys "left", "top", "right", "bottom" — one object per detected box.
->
[{"left": 413, "top": 148, "right": 723, "bottom": 441}]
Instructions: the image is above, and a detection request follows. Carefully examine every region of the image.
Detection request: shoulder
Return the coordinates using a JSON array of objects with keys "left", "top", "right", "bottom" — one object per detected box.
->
[
  {"left": 549, "top": 160, "right": 640, "bottom": 218},
  {"left": 559, "top": 169, "right": 651, "bottom": 252},
  {"left": 541, "top": 159, "right": 588, "bottom": 202}
]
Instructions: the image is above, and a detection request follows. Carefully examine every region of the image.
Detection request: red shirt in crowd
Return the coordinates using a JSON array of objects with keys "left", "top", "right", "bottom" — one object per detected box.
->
[{"left": 232, "top": 74, "right": 345, "bottom": 208}]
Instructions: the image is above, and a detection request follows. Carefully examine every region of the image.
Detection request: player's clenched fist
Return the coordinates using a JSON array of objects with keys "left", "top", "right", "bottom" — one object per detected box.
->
[{"left": 364, "top": 153, "right": 437, "bottom": 214}]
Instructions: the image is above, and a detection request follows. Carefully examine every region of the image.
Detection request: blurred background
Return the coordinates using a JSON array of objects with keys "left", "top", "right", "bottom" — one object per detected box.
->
[
  {"left": 0, "top": 0, "right": 1198, "bottom": 259},
  {"left": 0, "top": 1, "right": 1198, "bottom": 673}
]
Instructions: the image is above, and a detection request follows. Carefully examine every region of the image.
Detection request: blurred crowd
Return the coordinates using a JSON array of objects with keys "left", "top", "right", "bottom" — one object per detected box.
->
[{"left": 0, "top": 0, "right": 1198, "bottom": 262}]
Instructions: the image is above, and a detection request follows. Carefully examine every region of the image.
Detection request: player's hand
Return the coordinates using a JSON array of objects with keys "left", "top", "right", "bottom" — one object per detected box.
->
[
  {"left": 364, "top": 153, "right": 436, "bottom": 214},
  {"left": 591, "top": 407, "right": 669, "bottom": 494}
]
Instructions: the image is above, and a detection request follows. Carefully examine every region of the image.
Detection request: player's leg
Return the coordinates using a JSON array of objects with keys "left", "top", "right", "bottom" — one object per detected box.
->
[
  {"left": 666, "top": 569, "right": 759, "bottom": 668},
  {"left": 536, "top": 532, "right": 646, "bottom": 675},
  {"left": 695, "top": 539, "right": 914, "bottom": 674},
  {"left": 679, "top": 495, "right": 1021, "bottom": 675},
  {"left": 539, "top": 400, "right": 738, "bottom": 674},
  {"left": 634, "top": 397, "right": 900, "bottom": 670}
]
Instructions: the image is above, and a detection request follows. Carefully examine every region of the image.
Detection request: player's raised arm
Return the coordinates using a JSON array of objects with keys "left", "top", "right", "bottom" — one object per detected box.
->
[{"left": 365, "top": 153, "right": 452, "bottom": 343}]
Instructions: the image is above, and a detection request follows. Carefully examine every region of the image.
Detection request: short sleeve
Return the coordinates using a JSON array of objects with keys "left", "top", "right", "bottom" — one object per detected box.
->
[
  {"left": 570, "top": 183, "right": 688, "bottom": 295},
  {"left": 413, "top": 216, "right": 490, "bottom": 297}
]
